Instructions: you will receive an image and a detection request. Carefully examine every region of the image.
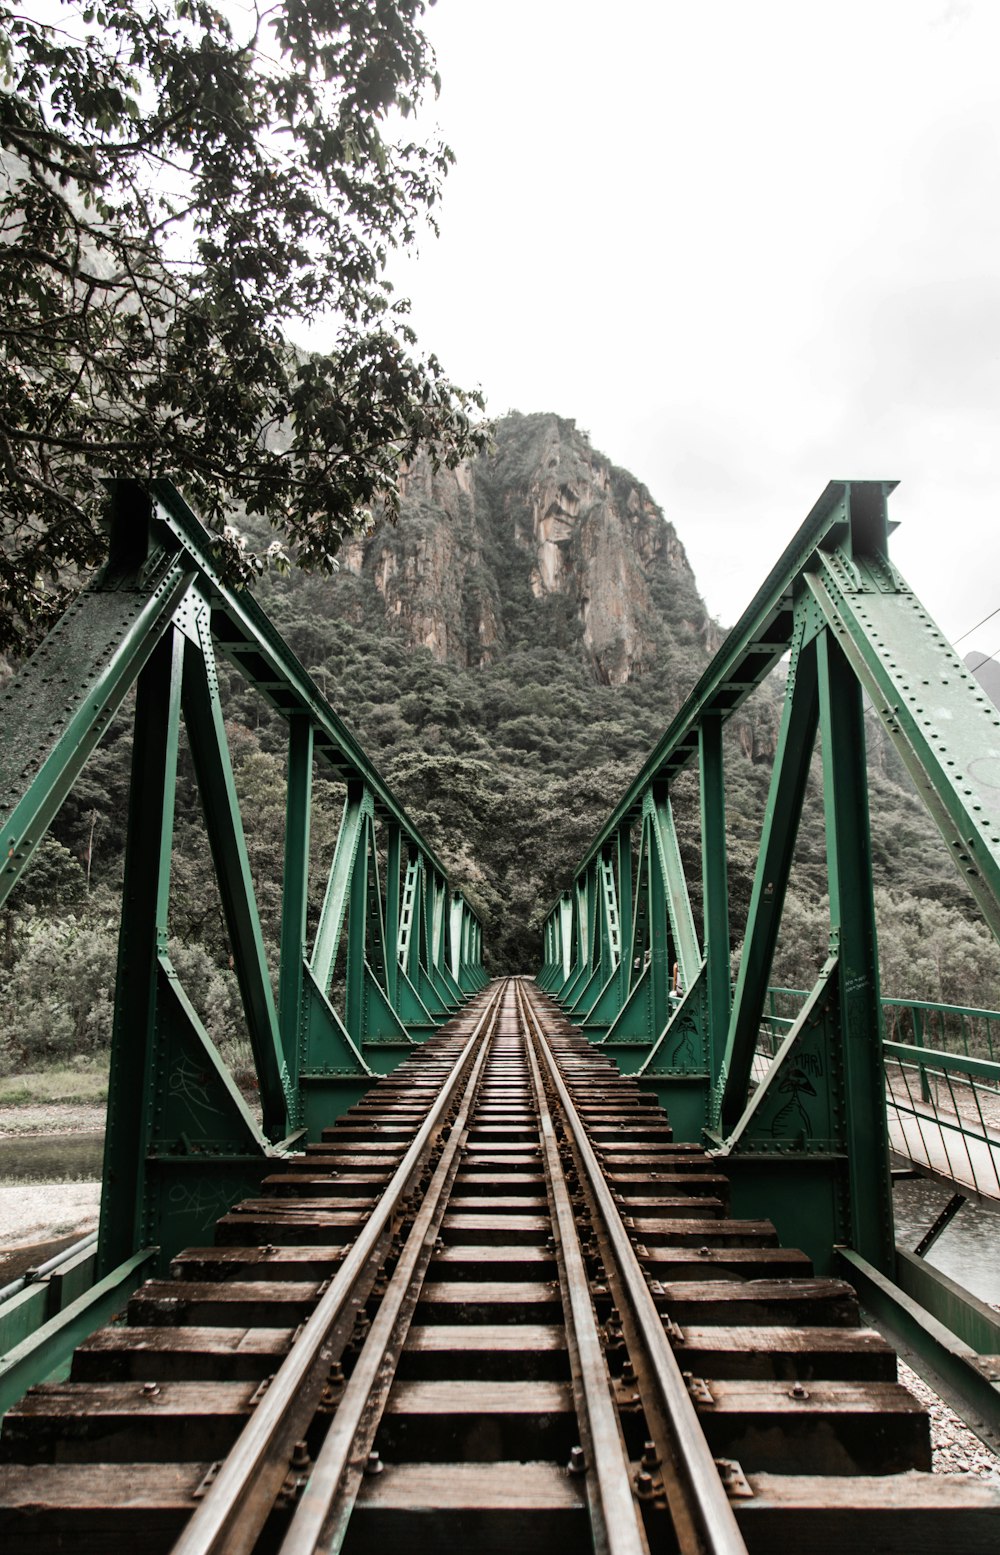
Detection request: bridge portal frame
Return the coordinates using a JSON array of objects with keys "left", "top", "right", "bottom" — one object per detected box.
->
[{"left": 0, "top": 478, "right": 485, "bottom": 1283}]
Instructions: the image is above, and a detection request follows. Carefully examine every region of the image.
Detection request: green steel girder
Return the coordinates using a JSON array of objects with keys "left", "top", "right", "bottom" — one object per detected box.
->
[
  {"left": 539, "top": 476, "right": 1000, "bottom": 1274},
  {"left": 838, "top": 1249, "right": 1000, "bottom": 1448},
  {"left": 278, "top": 715, "right": 314, "bottom": 1109},
  {"left": 311, "top": 784, "right": 374, "bottom": 994},
  {"left": 0, "top": 1249, "right": 157, "bottom": 1419},
  {"left": 99, "top": 629, "right": 278, "bottom": 1275},
  {"left": 578, "top": 830, "right": 633, "bottom": 1029},
  {"left": 182, "top": 594, "right": 290, "bottom": 1137},
  {"left": 806, "top": 542, "right": 1000, "bottom": 940},
  {"left": 719, "top": 610, "right": 820, "bottom": 1130},
  {"left": 0, "top": 536, "right": 192, "bottom": 907},
  {"left": 816, "top": 626, "right": 894, "bottom": 1271},
  {"left": 3, "top": 477, "right": 485, "bottom": 1301},
  {"left": 699, "top": 716, "right": 730, "bottom": 1077},
  {"left": 647, "top": 785, "right": 701, "bottom": 994},
  {"left": 559, "top": 892, "right": 574, "bottom": 984},
  {"left": 567, "top": 480, "right": 868, "bottom": 876}
]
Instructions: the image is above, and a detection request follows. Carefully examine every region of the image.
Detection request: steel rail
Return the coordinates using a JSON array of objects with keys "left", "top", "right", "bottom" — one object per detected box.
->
[
  {"left": 276, "top": 980, "right": 504, "bottom": 1554},
  {"left": 518, "top": 981, "right": 749, "bottom": 1555},
  {"left": 515, "top": 979, "right": 650, "bottom": 1555},
  {"left": 171, "top": 980, "right": 507, "bottom": 1555}
]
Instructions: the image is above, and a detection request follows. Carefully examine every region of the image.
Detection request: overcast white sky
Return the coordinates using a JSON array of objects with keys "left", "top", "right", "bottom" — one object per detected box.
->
[{"left": 315, "top": 0, "right": 1000, "bottom": 655}]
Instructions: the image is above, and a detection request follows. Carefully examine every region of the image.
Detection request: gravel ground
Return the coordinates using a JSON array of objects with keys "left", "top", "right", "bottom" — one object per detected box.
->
[
  {"left": 0, "top": 1180, "right": 101, "bottom": 1253},
  {"left": 897, "top": 1356, "right": 1000, "bottom": 1478}
]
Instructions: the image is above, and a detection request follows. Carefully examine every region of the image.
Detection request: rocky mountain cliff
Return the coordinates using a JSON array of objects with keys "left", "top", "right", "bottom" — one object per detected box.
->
[{"left": 336, "top": 412, "right": 713, "bottom": 685}]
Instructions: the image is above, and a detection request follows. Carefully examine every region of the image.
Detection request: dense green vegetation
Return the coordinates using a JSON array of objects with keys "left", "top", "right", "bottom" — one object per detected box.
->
[
  {"left": 0, "top": 0, "right": 486, "bottom": 652},
  {"left": 3, "top": 417, "right": 1000, "bottom": 1076}
]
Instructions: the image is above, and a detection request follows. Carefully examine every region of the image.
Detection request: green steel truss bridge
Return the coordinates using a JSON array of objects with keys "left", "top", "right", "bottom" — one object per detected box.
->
[{"left": 2, "top": 477, "right": 1000, "bottom": 1550}]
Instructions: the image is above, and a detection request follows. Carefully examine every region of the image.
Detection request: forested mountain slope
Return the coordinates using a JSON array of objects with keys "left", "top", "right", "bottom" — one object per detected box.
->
[{"left": 3, "top": 413, "right": 999, "bottom": 1077}]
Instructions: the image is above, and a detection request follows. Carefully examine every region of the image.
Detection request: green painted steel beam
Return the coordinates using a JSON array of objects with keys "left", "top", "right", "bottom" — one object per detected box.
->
[
  {"left": 0, "top": 1250, "right": 157, "bottom": 1419},
  {"left": 837, "top": 1247, "right": 1000, "bottom": 1451},
  {"left": 98, "top": 629, "right": 184, "bottom": 1275},
  {"left": 719, "top": 622, "right": 820, "bottom": 1128},
  {"left": 278, "top": 716, "right": 313, "bottom": 1111},
  {"left": 617, "top": 825, "right": 634, "bottom": 977},
  {"left": 699, "top": 715, "right": 730, "bottom": 1076},
  {"left": 311, "top": 785, "right": 371, "bottom": 993},
  {"left": 0, "top": 525, "right": 192, "bottom": 908},
  {"left": 647, "top": 787, "right": 701, "bottom": 992},
  {"left": 807, "top": 546, "right": 1000, "bottom": 940},
  {"left": 385, "top": 826, "right": 403, "bottom": 1002},
  {"left": 565, "top": 480, "right": 865, "bottom": 884},
  {"left": 182, "top": 603, "right": 289, "bottom": 1138},
  {"left": 818, "top": 627, "right": 894, "bottom": 1273},
  {"left": 559, "top": 894, "right": 574, "bottom": 983},
  {"left": 144, "top": 479, "right": 458, "bottom": 883}
]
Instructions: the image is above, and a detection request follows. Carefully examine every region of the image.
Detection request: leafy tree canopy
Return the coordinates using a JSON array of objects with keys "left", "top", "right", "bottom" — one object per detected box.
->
[{"left": 0, "top": 0, "right": 486, "bottom": 647}]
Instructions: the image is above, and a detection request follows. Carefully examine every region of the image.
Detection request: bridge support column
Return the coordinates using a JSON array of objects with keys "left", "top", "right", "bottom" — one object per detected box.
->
[
  {"left": 816, "top": 628, "right": 894, "bottom": 1273},
  {"left": 99, "top": 625, "right": 275, "bottom": 1276}
]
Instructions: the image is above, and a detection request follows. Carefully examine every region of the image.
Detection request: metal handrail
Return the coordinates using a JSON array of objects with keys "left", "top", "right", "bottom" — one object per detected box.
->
[
  {"left": 766, "top": 987, "right": 1000, "bottom": 1064},
  {"left": 0, "top": 1231, "right": 98, "bottom": 1307}
]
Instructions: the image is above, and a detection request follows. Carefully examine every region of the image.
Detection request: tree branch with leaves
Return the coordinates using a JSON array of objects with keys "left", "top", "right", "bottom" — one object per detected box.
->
[{"left": 0, "top": 0, "right": 486, "bottom": 648}]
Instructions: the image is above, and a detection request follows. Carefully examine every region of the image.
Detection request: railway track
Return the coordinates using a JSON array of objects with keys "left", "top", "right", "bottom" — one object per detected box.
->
[{"left": 1, "top": 979, "right": 999, "bottom": 1552}]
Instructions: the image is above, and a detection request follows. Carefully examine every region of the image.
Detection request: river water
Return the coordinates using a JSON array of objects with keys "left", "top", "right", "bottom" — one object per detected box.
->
[
  {"left": 893, "top": 1175, "right": 1000, "bottom": 1305},
  {"left": 0, "top": 1132, "right": 104, "bottom": 1184}
]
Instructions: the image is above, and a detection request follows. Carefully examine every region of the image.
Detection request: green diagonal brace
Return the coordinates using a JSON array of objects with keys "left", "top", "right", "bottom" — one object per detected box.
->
[
  {"left": 182, "top": 601, "right": 289, "bottom": 1139},
  {"left": 647, "top": 786, "right": 701, "bottom": 991},
  {"left": 720, "top": 619, "right": 820, "bottom": 1131},
  {"left": 311, "top": 784, "right": 371, "bottom": 993}
]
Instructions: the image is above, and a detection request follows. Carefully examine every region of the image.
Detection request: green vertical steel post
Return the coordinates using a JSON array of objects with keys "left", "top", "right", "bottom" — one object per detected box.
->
[
  {"left": 564, "top": 863, "right": 600, "bottom": 1011},
  {"left": 278, "top": 715, "right": 313, "bottom": 1107},
  {"left": 720, "top": 634, "right": 820, "bottom": 1130},
  {"left": 99, "top": 626, "right": 184, "bottom": 1276},
  {"left": 345, "top": 793, "right": 372, "bottom": 1042},
  {"left": 312, "top": 785, "right": 366, "bottom": 993},
  {"left": 434, "top": 873, "right": 464, "bottom": 1003},
  {"left": 616, "top": 822, "right": 634, "bottom": 1007},
  {"left": 400, "top": 855, "right": 419, "bottom": 986},
  {"left": 423, "top": 862, "right": 438, "bottom": 986},
  {"left": 448, "top": 892, "right": 461, "bottom": 984},
  {"left": 699, "top": 715, "right": 730, "bottom": 1077},
  {"left": 541, "top": 918, "right": 552, "bottom": 983},
  {"left": 576, "top": 876, "right": 589, "bottom": 970},
  {"left": 181, "top": 623, "right": 289, "bottom": 1140},
  {"left": 385, "top": 824, "right": 402, "bottom": 1004},
  {"left": 559, "top": 893, "right": 574, "bottom": 985},
  {"left": 649, "top": 787, "right": 701, "bottom": 992},
  {"left": 648, "top": 786, "right": 671, "bottom": 1039},
  {"left": 817, "top": 628, "right": 895, "bottom": 1274}
]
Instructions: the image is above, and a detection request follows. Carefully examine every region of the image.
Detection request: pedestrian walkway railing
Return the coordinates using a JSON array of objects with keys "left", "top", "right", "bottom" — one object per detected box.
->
[{"left": 761, "top": 987, "right": 1000, "bottom": 1199}]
